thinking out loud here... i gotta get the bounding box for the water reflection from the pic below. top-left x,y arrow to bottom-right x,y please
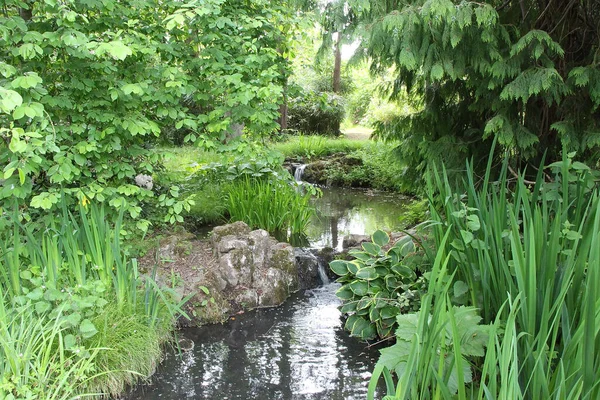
127,284 -> 380,400
307,187 -> 409,250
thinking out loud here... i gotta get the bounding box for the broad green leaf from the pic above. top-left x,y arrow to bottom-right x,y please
362,242 -> 381,256
349,280 -> 369,296
330,260 -> 349,276
460,230 -> 474,244
64,334 -> 77,350
0,89 -> 23,112
356,266 -> 379,280
79,319 -> 98,339
453,281 -> 469,297
336,285 -> 355,300
466,214 -> 480,231
372,230 -> 390,246
35,301 -> 51,314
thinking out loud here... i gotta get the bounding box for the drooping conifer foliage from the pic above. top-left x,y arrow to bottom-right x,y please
349,0 -> 599,185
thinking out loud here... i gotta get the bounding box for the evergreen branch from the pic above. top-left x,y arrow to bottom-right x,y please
495,0 -> 511,12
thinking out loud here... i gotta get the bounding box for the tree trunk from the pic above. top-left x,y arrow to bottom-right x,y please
279,82 -> 288,131
333,32 -> 342,93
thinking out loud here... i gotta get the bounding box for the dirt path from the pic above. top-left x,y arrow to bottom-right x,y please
341,126 -> 373,140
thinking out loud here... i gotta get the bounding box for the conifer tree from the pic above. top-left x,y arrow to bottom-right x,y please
347,0 -> 599,186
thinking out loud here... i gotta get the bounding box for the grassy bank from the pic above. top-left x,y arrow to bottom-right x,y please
0,204 -> 184,399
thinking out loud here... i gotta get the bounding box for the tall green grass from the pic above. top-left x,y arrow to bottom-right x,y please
227,177 -> 315,240
0,203 -> 187,399
369,149 -> 600,399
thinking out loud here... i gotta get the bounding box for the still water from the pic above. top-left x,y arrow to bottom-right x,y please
127,186 -> 408,399
307,186 -> 409,251
127,285 -> 380,399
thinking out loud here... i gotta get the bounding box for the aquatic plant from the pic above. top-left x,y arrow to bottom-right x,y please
368,150 -> 600,399
226,176 -> 315,240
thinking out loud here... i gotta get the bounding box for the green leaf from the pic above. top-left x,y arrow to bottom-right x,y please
372,230 -> 390,246
0,89 -> 23,112
64,312 -> 82,328
430,63 -> 444,80
64,334 -> 77,350
345,315 -> 376,340
107,41 -> 132,60
466,214 -> 480,231
356,267 -> 379,281
336,285 -> 355,300
391,264 -> 416,279
330,260 -> 349,276
453,280 -> 469,297
362,242 -> 382,256
349,280 -> 369,296
79,319 -> 98,339
35,301 -> 51,314
460,230 -> 474,244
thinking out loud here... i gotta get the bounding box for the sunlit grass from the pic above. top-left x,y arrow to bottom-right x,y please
272,135 -> 367,161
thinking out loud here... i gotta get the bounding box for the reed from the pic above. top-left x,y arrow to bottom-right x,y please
0,202 -> 186,398
370,149 -> 600,399
226,176 -> 315,240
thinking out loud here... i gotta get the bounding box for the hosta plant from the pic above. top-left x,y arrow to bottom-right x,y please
330,230 -> 428,340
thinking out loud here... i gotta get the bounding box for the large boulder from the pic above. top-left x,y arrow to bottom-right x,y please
294,248 -> 320,289
212,223 -> 299,308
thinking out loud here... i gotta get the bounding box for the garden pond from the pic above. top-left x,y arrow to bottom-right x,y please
127,186 -> 409,399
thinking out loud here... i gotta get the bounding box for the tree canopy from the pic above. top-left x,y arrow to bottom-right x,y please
0,0 -> 300,221
347,0 -> 599,184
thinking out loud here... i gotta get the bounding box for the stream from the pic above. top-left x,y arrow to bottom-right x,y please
127,185 -> 409,399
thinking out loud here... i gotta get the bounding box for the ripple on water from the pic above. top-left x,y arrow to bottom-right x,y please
126,283 -> 381,400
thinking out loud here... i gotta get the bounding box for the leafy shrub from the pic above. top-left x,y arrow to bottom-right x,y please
288,90 -> 345,136
330,230 -> 428,340
313,141 -> 410,192
397,198 -> 429,229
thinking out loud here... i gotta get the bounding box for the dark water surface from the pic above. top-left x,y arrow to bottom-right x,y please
307,187 -> 409,251
127,284 -> 380,399
127,187 -> 407,399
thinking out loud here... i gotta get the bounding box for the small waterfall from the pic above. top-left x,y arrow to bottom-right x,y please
317,259 -> 330,285
294,164 -> 307,182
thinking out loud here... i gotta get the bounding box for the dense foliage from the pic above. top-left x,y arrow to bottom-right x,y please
331,230 -> 427,340
0,0 -> 298,220
346,0 -> 599,188
287,90 -> 345,136
0,204 -> 185,398
368,153 -> 600,399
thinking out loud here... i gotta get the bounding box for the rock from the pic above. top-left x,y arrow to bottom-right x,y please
135,174 -> 153,190
234,288 -> 259,309
303,161 -> 329,184
342,234 -> 370,250
295,248 -> 320,289
211,221 -> 251,248
178,337 -> 194,352
212,223 -> 299,309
